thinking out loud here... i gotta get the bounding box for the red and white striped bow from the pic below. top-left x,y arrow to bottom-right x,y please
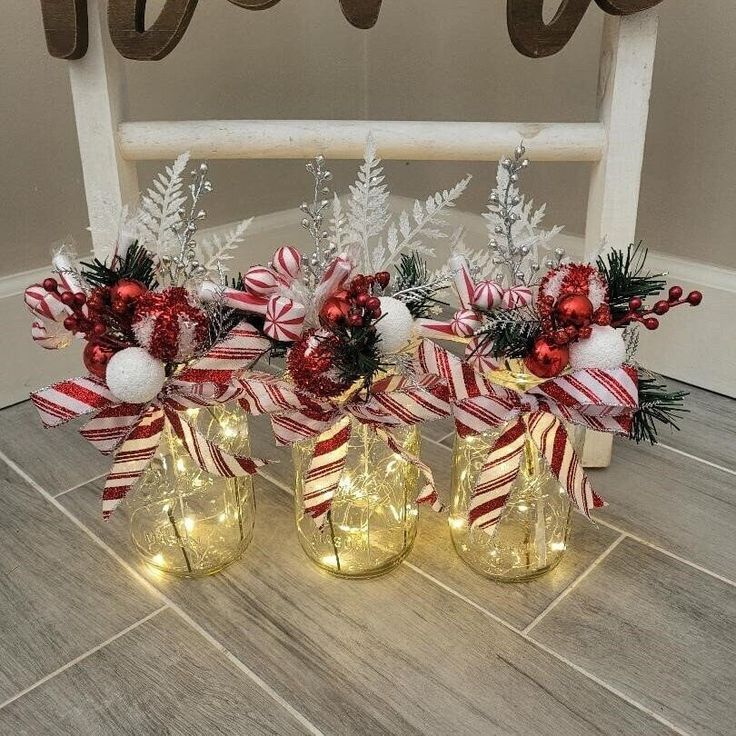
235,371 -> 452,529
31,322 -> 272,519
416,341 -> 638,534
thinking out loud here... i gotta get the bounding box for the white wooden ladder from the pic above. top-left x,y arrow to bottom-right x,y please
67,0 -> 659,467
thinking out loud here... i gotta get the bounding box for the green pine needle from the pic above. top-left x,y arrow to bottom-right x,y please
473,307 -> 541,359
80,242 -> 159,290
393,251 -> 448,319
596,243 -> 666,322
330,319 -> 386,393
630,373 -> 689,444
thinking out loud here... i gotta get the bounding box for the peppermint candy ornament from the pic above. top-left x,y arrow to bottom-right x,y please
271,245 -> 302,284
243,266 -> 279,296
450,309 -> 482,337
472,281 -> 504,311
264,297 -> 307,342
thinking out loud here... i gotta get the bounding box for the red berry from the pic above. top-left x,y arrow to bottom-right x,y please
347,313 -> 363,327
92,322 -> 107,336
687,290 -> 703,306
60,291 -> 76,306
653,300 -> 670,315
351,275 -> 367,293
375,271 -> 390,289
628,297 -> 642,311
371,307 -> 382,318
365,296 -> 381,311
355,292 -> 369,307
74,292 -> 87,306
63,316 -> 78,332
553,329 -> 569,345
43,278 -> 58,293
668,285 -> 683,302
644,317 -> 659,330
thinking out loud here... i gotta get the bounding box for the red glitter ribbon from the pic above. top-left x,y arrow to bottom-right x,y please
416,340 -> 639,534
235,371 -> 451,529
31,321 -> 272,519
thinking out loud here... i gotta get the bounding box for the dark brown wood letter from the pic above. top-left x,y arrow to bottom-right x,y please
339,0 -> 383,29
108,0 -> 199,61
594,0 -> 664,14
39,0 -> 88,60
507,0 -> 592,58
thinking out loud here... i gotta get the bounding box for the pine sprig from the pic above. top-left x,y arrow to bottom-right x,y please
597,243 -> 666,322
473,307 -> 541,358
80,243 -> 159,289
630,373 -> 689,444
331,320 -> 385,393
392,251 -> 448,319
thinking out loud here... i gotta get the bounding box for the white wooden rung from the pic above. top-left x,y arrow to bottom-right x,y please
117,120 -> 606,162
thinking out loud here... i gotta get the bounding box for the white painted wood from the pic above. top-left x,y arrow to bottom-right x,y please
67,0 -> 138,257
116,120 -> 606,162
583,9 -> 660,468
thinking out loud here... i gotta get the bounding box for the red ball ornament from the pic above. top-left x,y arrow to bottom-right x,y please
555,294 -> 594,328
524,338 -> 569,378
286,329 -> 352,398
319,294 -> 351,326
83,340 -> 116,379
132,287 -> 209,363
375,271 -> 391,289
110,279 -> 147,314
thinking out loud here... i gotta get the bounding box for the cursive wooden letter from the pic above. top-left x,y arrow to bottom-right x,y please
39,0 -> 88,59
108,0 -> 199,61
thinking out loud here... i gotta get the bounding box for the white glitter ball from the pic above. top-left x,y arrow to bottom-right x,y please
106,347 -> 166,404
569,325 -> 627,371
375,297 -> 414,354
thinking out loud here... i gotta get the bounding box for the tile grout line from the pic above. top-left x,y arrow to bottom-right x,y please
594,518 -> 736,588
0,606 -> 169,711
0,450 -> 325,736
259,470 -> 692,734
422,433 -> 736,590
404,562 -> 693,736
522,533 -> 627,635
53,471 -> 108,498
656,442 -> 736,477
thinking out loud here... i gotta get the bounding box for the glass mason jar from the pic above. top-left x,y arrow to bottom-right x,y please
449,369 -> 583,582
129,404 -> 255,578
293,418 -> 420,578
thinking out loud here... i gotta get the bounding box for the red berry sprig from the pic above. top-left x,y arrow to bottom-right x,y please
612,286 -> 702,330
42,277 -> 98,339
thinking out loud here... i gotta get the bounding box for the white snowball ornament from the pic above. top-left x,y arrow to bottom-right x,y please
569,325 -> 627,371
105,347 -> 166,404
375,297 -> 414,354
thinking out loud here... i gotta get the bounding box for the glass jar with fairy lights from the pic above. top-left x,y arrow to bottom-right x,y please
129,405 -> 255,577
417,145 -> 700,582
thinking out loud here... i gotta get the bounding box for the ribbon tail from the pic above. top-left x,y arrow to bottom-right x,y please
525,412 -> 606,517
304,415 -> 352,530
164,408 -> 270,479
375,427 -> 445,513
102,406 -> 165,520
31,376 -> 115,428
469,417 -> 526,534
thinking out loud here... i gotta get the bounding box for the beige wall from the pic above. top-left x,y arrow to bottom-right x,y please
1,1 -> 734,277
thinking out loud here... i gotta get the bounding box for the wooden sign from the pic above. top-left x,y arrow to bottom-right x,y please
39,0 -> 663,61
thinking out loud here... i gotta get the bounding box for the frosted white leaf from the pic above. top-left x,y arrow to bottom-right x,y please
197,218 -> 252,274
137,152 -> 190,256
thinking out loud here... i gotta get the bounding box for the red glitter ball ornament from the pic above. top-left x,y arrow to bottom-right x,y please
83,340 -> 116,379
524,338 -> 569,378
132,287 -> 209,363
555,294 -> 594,328
287,329 -> 352,399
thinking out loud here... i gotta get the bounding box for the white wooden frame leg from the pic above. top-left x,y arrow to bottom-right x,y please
68,0 -> 138,256
582,9 -> 659,468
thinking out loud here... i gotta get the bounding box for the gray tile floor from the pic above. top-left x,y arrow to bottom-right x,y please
0,379 -> 733,735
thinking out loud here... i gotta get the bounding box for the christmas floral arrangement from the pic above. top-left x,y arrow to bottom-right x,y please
416,145 -> 703,542
25,155 -> 279,519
